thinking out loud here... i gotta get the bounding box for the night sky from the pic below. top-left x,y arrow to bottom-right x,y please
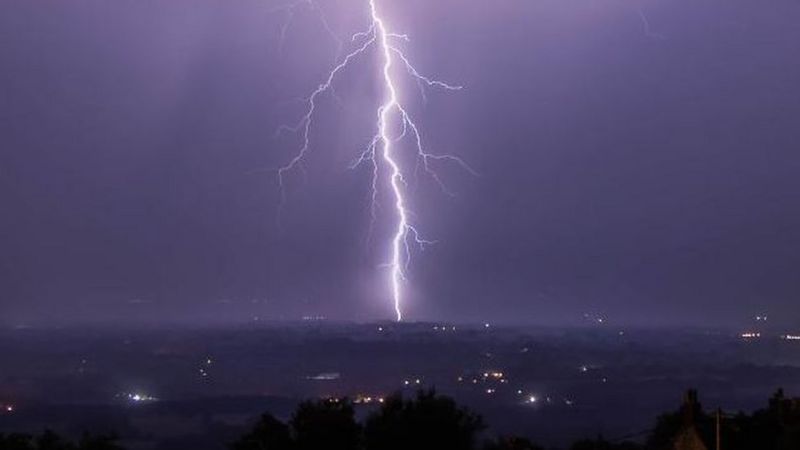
1,0 -> 799,326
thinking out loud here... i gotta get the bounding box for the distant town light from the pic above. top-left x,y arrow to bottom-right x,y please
126,393 -> 157,403
307,372 -> 340,381
354,394 -> 383,405
302,315 -> 326,321
741,332 -> 761,339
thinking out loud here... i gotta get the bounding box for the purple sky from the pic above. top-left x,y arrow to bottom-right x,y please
2,0 -> 800,326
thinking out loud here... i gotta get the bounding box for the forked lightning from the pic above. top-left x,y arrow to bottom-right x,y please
276,0 -> 474,321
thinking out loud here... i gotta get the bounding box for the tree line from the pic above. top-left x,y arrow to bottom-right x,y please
2,389 -> 799,450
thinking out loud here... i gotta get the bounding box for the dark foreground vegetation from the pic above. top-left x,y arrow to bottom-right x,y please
0,432 -> 123,450
3,389 -> 800,450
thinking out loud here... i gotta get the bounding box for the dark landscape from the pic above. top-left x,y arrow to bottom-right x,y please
2,322 -> 800,448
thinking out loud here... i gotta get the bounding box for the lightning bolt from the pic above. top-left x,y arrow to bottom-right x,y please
637,8 -> 666,41
275,0 -> 474,322
272,0 -> 342,57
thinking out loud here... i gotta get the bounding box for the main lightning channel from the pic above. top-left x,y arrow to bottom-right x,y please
370,0 -> 406,322
275,0 -> 474,322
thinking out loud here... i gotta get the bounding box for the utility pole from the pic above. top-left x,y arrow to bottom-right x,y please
716,407 -> 722,450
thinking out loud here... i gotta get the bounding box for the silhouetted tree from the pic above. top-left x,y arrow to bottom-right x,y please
570,437 -> 642,450
483,436 -> 544,450
0,432 -> 121,450
647,389 -> 712,450
290,399 -> 360,450
0,434 -> 34,450
36,431 -> 75,450
644,388 -> 800,450
75,433 -> 123,450
728,388 -> 800,450
230,413 -> 293,450
364,390 -> 485,450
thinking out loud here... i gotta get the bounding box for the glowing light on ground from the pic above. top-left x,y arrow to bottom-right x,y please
124,393 -> 158,403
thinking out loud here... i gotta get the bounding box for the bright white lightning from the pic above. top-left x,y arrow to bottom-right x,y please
275,0 -> 474,321
370,0 -> 408,322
